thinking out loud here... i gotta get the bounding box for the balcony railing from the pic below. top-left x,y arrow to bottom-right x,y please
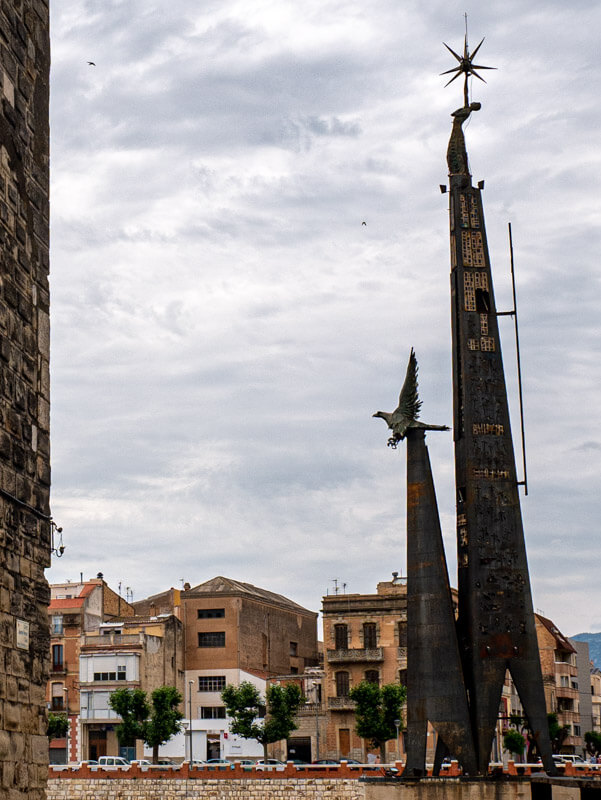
326,648 -> 383,663
81,633 -> 144,647
327,696 -> 356,711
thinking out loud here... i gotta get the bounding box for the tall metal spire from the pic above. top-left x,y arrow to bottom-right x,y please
442,32 -> 554,774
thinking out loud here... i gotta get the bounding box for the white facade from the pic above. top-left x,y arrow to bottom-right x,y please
182,668 -> 266,759
80,652 -> 140,684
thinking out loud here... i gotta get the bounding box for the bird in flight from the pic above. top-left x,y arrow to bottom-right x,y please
87,61 -> 96,66
373,349 -> 449,448
362,221 -> 367,226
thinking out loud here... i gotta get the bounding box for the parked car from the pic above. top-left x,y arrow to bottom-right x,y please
562,755 -> 585,763
97,756 -> 130,768
312,759 -> 339,765
255,759 -> 286,771
205,758 -> 235,770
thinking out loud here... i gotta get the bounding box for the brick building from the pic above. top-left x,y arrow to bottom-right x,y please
535,614 -> 583,753
134,576 -> 319,760
47,577 -> 135,763
321,574 -> 407,762
0,3 -> 51,798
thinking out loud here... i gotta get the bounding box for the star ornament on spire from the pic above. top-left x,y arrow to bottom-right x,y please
441,35 -> 496,107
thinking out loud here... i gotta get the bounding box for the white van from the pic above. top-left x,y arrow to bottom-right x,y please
97,756 -> 130,768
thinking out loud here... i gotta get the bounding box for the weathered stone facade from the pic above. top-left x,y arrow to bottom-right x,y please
0,1 -> 51,798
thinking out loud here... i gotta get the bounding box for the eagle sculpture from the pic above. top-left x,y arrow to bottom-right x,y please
373,349 -> 450,448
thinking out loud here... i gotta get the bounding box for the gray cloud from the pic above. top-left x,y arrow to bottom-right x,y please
48,0 -> 601,637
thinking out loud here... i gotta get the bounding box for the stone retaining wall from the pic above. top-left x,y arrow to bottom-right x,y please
47,777 -> 366,800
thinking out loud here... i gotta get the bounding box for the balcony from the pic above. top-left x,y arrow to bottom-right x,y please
556,686 -> 578,701
326,648 -> 383,664
327,696 -> 356,711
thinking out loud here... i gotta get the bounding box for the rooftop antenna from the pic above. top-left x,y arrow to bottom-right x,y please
332,579 -> 339,596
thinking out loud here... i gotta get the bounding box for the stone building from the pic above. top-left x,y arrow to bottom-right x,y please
47,577 -> 135,763
0,3 -> 51,799
134,576 -> 319,760
321,574 -> 407,762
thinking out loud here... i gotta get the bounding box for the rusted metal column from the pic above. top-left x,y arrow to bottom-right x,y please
446,103 -> 554,774
405,429 -> 477,776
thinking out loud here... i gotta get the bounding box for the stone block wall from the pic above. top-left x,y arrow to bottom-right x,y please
47,777 -> 367,800
0,0 -> 51,798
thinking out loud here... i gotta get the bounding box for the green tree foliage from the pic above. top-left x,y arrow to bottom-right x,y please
109,686 -> 183,763
584,731 -> 601,758
547,712 -> 570,754
47,712 -> 69,740
503,729 -> 526,760
221,681 -> 304,761
348,681 -> 406,761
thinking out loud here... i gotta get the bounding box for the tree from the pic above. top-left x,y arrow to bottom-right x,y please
547,712 -> 570,754
145,687 -> 184,763
221,680 -> 305,762
348,681 -> 406,761
503,729 -> 526,761
47,712 -> 69,740
109,686 -> 183,763
584,731 -> 601,759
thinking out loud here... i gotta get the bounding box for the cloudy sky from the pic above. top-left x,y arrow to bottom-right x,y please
47,0 -> 601,639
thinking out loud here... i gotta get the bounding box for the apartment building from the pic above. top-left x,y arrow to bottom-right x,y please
47,577 -> 134,763
535,614 -> 583,753
591,668 -> 601,733
321,574 -> 407,762
78,614 -> 183,761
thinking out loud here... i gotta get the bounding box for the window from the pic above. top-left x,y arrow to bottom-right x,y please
199,676 -> 226,692
365,670 -> 379,684
560,676 -> 569,688
289,641 -> 298,657
93,672 -> 117,681
52,644 -> 63,671
398,622 -> 407,648
198,632 -> 225,647
363,623 -> 377,649
52,615 -> 63,635
574,725 -> 581,737
334,624 -> 348,650
335,671 -> 349,697
117,666 -> 127,681
197,608 -> 225,619
200,706 -> 226,719
290,667 -> 298,675
51,696 -> 64,711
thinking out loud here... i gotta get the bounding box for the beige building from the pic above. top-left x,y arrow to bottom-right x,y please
268,668 -> 326,763
78,614 -> 183,761
321,574 -> 407,762
535,614 -> 583,754
47,577 -> 135,763
591,668 -> 601,733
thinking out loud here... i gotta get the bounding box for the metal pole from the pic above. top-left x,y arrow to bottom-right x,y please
508,222 -> 528,496
394,719 -> 400,762
188,680 -> 194,763
312,682 -> 320,761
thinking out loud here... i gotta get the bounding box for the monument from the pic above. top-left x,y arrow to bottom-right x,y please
374,31 -> 554,776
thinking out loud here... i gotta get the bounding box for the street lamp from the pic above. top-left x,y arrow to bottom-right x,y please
394,719 -> 401,762
188,680 -> 194,763
63,688 -> 69,765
